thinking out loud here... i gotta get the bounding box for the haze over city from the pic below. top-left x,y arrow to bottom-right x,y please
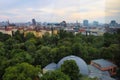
0,0 -> 120,23
0,0 -> 120,80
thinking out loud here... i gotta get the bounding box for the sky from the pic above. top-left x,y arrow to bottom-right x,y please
0,0 -> 120,23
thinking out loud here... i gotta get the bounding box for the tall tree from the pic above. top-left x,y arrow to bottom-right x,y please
0,56 -> 8,79
61,60 -> 81,80
3,63 -> 41,80
25,32 -> 35,41
72,43 -> 82,56
13,30 -> 25,42
41,70 -> 70,80
35,46 -> 51,67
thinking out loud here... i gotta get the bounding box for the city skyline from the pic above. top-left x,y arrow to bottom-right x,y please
0,0 -> 120,23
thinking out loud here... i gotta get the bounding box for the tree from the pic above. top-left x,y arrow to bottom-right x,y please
0,56 -> 9,79
92,36 -> 104,48
72,43 -> 82,56
41,70 -> 70,80
61,60 -> 81,80
58,29 -> 68,39
3,63 -> 41,80
4,38 -> 18,51
10,49 -> 34,65
103,33 -> 117,47
56,46 -> 71,61
42,32 -> 51,45
34,46 -> 51,67
49,48 -> 58,62
58,38 -> 72,47
25,32 -> 35,40
50,34 -> 59,46
0,32 -> 11,42
100,44 -> 120,63
116,29 -> 120,49
102,44 -> 120,66
87,47 -> 100,60
24,40 -> 36,54
0,42 -> 5,56
100,47 -> 113,59
13,30 -> 25,42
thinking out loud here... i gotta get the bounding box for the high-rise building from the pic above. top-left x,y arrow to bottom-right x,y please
60,21 -> 67,27
83,20 -> 89,26
110,20 -> 117,27
32,19 -> 36,26
93,21 -> 99,26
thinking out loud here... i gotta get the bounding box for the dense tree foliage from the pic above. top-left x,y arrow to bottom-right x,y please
0,29 -> 120,80
61,60 -> 81,80
3,63 -> 41,80
41,70 -> 70,80
80,76 -> 98,80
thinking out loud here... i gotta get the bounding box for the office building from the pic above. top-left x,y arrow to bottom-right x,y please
93,21 -> 99,26
110,20 -> 117,27
32,19 -> 36,26
83,20 -> 89,26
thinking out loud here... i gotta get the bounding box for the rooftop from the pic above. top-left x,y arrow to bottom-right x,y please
88,65 -> 115,80
91,59 -> 117,68
88,65 -> 110,76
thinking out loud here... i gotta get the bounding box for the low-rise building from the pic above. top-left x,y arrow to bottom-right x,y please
90,59 -> 117,76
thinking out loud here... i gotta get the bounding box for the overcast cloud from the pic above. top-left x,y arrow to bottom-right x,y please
0,0 -> 120,23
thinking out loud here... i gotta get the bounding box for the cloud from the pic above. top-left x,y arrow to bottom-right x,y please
0,0 -> 120,23
105,0 -> 120,22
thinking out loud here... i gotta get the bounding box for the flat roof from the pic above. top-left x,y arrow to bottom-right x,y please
88,65 -> 115,80
91,59 -> 117,68
88,65 -> 110,76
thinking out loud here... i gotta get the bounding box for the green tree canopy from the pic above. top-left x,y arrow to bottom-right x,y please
61,60 -> 81,80
25,32 -> 35,40
80,76 -> 98,80
3,63 -> 41,80
41,70 -> 70,80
